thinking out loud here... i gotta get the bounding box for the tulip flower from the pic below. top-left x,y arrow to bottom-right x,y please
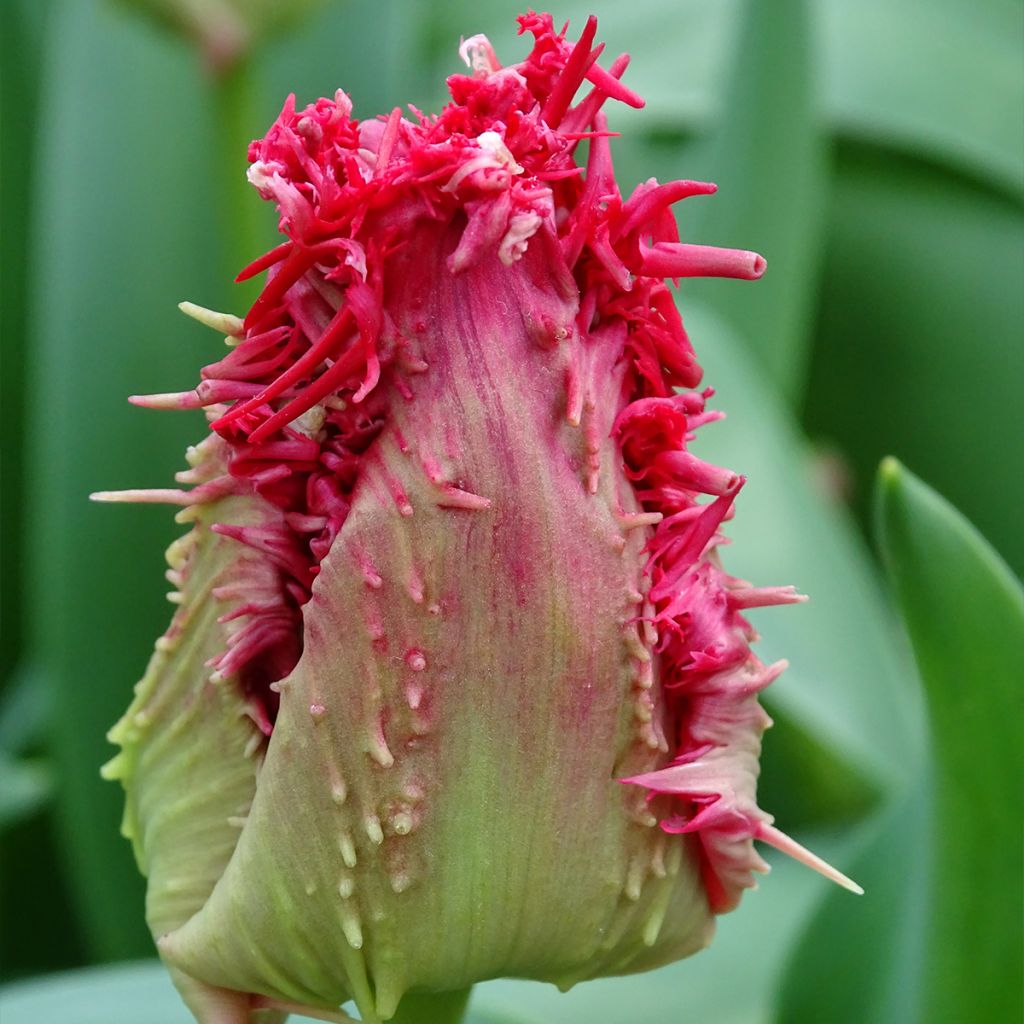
97,12 -> 860,1023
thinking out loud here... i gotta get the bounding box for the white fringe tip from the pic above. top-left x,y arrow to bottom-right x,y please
178,301 -> 244,338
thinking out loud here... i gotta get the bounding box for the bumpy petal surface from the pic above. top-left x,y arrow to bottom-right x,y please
102,13 -> 857,1023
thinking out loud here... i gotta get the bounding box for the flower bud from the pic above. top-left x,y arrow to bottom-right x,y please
99,13 -> 859,1023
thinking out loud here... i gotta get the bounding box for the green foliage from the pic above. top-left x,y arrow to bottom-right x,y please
877,461 -> 1022,1022
690,304 -> 922,785
683,0 -> 828,401
818,0 -> 1024,197
776,462 -> 1024,1023
1,0 -> 1020,1019
0,668 -> 53,829
804,145 -> 1024,575
22,0 -> 220,962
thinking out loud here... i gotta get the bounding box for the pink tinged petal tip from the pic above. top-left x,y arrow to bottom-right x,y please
756,823 -> 864,896
459,33 -> 502,77
728,585 -> 808,609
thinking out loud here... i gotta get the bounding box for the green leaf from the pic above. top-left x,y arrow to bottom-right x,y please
426,0 -> 1023,197
0,963 -> 471,1024
22,0 -> 423,962
0,662 -> 50,758
0,753 -> 53,829
682,0 -> 828,402
754,710 -> 878,831
0,0 -> 51,692
776,791 -> 933,1023
777,461 -> 1024,1023
803,144 -> 1024,578
25,0 -> 227,960
877,459 -> 1023,1023
0,963 -> 201,1024
685,303 -> 922,787
820,0 -> 1024,198
646,0 -> 1023,196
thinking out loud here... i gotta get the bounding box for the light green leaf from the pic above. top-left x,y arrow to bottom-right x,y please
777,460 -> 1024,1023
683,0 -> 828,402
820,0 -> 1024,198
685,303 -> 923,786
0,754 -> 53,829
877,459 -> 1023,1023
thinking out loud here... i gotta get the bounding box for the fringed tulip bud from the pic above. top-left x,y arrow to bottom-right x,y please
98,13 -> 860,1023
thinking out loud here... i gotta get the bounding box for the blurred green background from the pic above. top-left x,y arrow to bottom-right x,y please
1,0 -> 1021,1021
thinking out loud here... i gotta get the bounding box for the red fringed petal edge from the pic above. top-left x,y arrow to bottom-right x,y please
98,13 -> 859,909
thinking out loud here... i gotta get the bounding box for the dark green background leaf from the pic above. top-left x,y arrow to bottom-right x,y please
803,146 -> 1024,577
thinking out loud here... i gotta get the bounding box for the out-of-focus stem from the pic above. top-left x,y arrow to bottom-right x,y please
211,58 -> 264,308
389,987 -> 473,1024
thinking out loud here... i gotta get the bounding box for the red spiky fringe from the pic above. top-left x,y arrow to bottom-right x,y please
97,12 -> 861,910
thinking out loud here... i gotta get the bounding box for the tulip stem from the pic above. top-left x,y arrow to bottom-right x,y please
389,987 -> 472,1024
211,57 -> 265,307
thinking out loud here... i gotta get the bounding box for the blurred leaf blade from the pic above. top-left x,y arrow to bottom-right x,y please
821,0 -> 1024,199
686,303 -> 923,786
877,458 -> 1023,1023
109,0 -> 327,72
0,755 -> 53,830
20,0 -> 433,964
776,790 -> 933,1023
684,0 -> 828,402
1,0 -> 51,687
777,461 -> 1023,1022
0,666 -> 54,831
753,708 -> 879,832
804,144 -> 1024,577
25,0 -> 224,960
540,0 -> 1023,196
